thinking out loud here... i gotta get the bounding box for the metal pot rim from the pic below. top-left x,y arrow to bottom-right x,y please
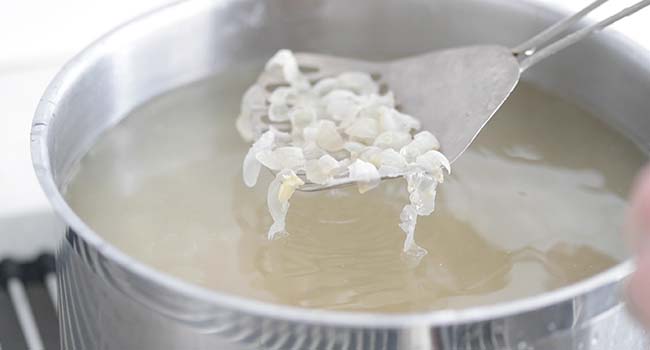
30,0 -> 643,328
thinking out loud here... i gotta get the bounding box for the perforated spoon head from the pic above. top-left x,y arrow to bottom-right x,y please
257,46 -> 520,164
244,0 -> 650,191
248,46 -> 520,191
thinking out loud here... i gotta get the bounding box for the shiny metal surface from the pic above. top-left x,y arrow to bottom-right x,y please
514,0 -> 650,70
32,0 -> 650,348
249,46 -> 519,169
7,278 -> 45,350
251,46 -> 519,193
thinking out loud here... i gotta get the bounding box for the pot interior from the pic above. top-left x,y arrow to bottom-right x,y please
37,0 -> 650,316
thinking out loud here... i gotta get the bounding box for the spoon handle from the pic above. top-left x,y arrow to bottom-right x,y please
512,0 -> 650,71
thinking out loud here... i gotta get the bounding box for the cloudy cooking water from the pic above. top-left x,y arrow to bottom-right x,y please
65,64 -> 646,312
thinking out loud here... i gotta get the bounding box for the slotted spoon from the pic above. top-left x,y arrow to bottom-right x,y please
248,0 -> 650,191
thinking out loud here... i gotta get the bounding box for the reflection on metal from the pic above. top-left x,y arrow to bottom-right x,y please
0,254 -> 59,350
8,279 -> 44,350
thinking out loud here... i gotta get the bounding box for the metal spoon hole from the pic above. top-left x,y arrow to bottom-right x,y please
299,65 -> 320,74
379,82 -> 390,95
265,82 -> 289,92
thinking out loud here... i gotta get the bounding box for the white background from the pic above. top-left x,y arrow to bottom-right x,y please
0,0 -> 649,257
0,0 -> 173,257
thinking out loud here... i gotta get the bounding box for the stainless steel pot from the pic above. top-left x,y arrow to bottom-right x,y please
31,0 -> 650,349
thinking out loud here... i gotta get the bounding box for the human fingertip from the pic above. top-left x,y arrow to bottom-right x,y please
625,165 -> 650,253
628,252 -> 650,327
